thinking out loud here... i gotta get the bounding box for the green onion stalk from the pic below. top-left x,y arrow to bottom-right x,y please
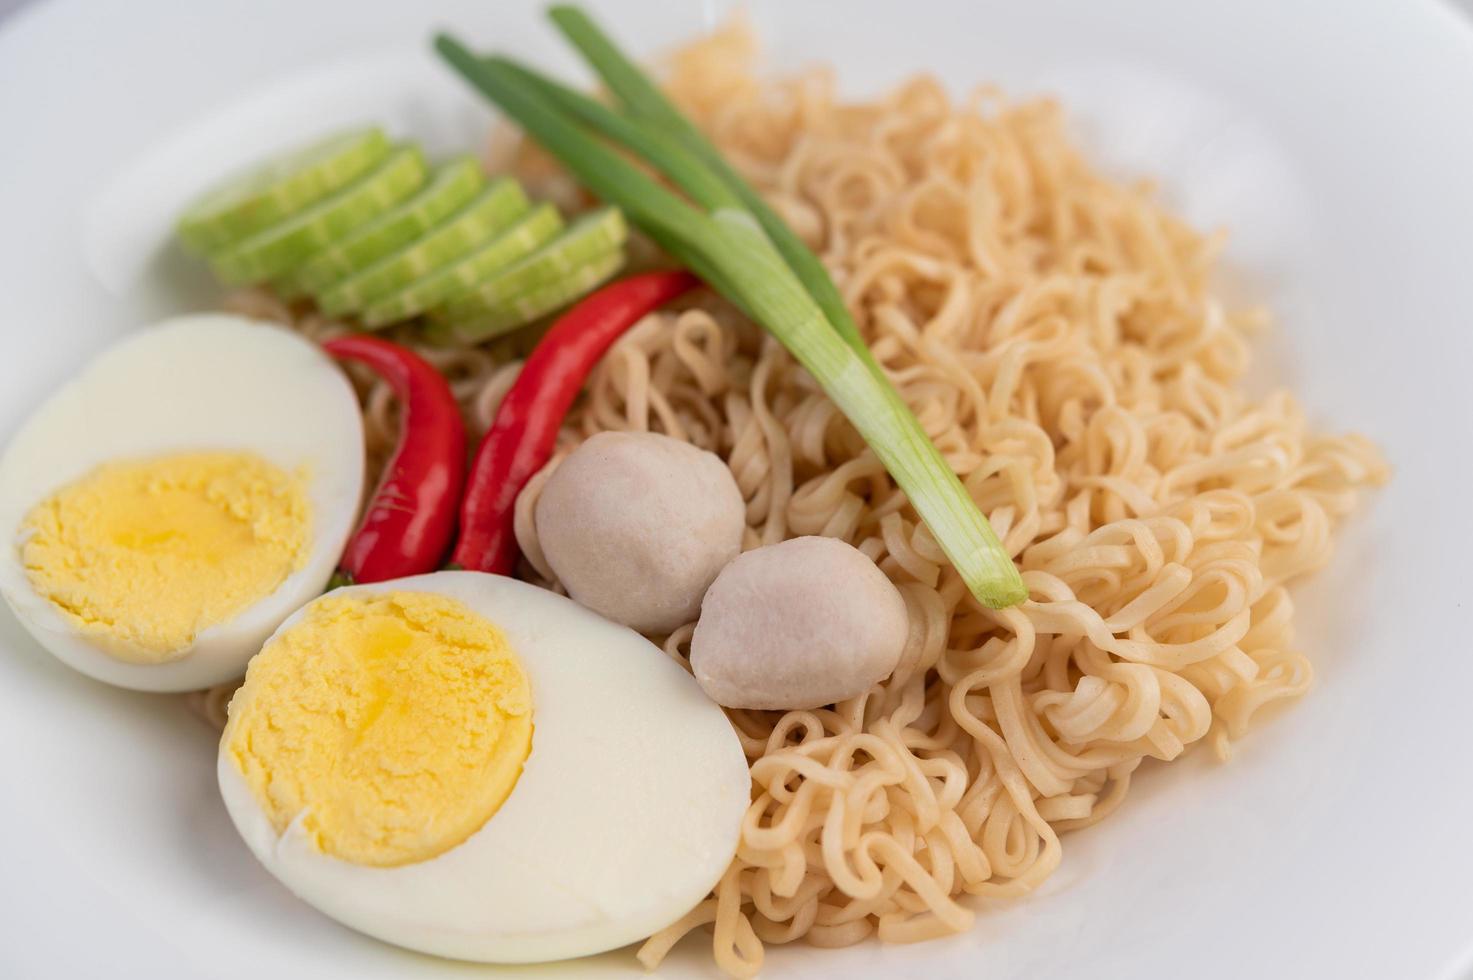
434,9 -> 1026,608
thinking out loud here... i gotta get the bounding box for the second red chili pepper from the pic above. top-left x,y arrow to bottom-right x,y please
451,269 -> 700,574
323,334 -> 466,585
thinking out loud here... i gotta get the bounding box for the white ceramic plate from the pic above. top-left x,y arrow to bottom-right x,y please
2,1 -> 1472,977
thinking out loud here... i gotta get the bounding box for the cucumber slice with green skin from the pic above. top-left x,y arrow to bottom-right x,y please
426,246 -> 626,345
212,145 -> 427,285
178,128 -> 390,253
316,177 -> 530,317
292,156 -> 485,294
437,207 -> 628,322
436,208 -> 627,320
360,203 -> 564,329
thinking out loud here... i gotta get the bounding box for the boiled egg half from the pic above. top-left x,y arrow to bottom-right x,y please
0,313 -> 364,691
218,571 -> 750,963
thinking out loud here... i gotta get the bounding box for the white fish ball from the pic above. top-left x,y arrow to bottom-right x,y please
534,432 -> 745,634
691,536 -> 908,709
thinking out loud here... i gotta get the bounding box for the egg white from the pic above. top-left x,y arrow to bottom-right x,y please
0,313 -> 364,691
218,571 -> 751,964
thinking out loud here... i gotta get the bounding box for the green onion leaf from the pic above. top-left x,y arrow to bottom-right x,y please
547,5 -> 869,357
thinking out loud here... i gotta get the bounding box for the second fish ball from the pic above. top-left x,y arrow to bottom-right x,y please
534,431 -> 745,634
690,536 -> 909,710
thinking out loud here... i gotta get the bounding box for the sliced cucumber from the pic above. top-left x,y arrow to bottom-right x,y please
316,177 -> 530,317
178,128 -> 390,253
292,156 -> 485,294
427,247 -> 626,345
360,203 -> 564,329
212,145 -> 427,285
438,207 -> 628,322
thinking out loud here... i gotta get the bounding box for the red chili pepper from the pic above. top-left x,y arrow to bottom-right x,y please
451,269 -> 700,574
322,335 -> 466,584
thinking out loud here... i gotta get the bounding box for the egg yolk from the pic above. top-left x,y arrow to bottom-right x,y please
19,451 -> 311,662
224,591 -> 533,868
